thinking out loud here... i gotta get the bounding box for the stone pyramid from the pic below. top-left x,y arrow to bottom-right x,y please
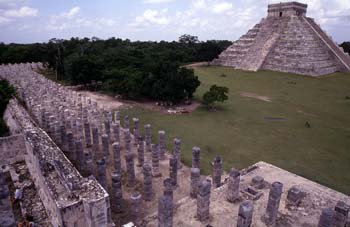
212,2 -> 350,76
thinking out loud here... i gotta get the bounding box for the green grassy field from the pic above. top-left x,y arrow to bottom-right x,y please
120,66 -> 350,194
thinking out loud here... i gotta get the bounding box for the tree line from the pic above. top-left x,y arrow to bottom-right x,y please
0,35 -> 232,103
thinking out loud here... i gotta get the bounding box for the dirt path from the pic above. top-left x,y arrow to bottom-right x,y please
240,92 -> 272,102
77,90 -> 201,114
77,91 -> 124,109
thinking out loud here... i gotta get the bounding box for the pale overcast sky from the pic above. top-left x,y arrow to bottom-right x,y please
0,0 -> 349,44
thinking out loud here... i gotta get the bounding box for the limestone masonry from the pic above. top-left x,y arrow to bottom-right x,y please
212,2 -> 350,76
0,62 -> 349,227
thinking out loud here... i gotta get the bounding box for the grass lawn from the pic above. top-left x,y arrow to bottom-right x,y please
120,66 -> 350,194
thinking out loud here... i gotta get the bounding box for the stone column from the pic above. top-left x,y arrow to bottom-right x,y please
112,142 -> 121,174
158,195 -> 173,227
190,168 -> 200,199
212,155 -> 223,188
67,131 -> 76,163
197,180 -> 212,222
84,120 -> 92,147
104,120 -> 111,138
111,172 -> 123,213
96,159 -> 107,190
130,192 -> 142,226
101,134 -> 110,158
152,144 -> 162,177
112,123 -> 120,143
125,152 -> 136,187
54,121 -> 62,147
226,168 -> 240,203
137,136 -> 145,167
158,130 -> 166,160
0,178 -> 15,227
173,138 -> 182,169
124,115 -> 129,129
145,124 -> 152,152
163,178 -> 174,200
84,150 -> 94,176
114,111 -> 120,123
143,163 -> 153,201
192,147 -> 200,168
237,200 -> 254,227
169,156 -> 178,187
264,181 -> 283,225
124,129 -> 131,152
331,201 -> 349,227
75,139 -> 84,171
60,125 -> 68,152
133,118 -> 139,145
92,126 -> 100,154
318,208 -> 333,227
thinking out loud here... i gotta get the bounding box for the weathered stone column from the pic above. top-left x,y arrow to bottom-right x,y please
60,125 -> 68,152
163,178 -> 174,200
318,207 -> 333,227
125,152 -> 136,187
169,156 -> 178,186
84,150 -> 94,176
75,139 -> 84,171
137,136 -> 145,167
101,134 -> 110,158
152,144 -> 162,177
143,163 -> 153,201
84,120 -> 92,147
226,168 -> 240,203
158,130 -> 166,160
67,131 -> 76,163
0,178 -> 16,227
96,158 -> 107,190
114,111 -> 120,123
104,120 -> 111,138
112,142 -> 121,174
173,138 -> 182,169
197,180 -> 212,222
145,124 -> 152,152
192,147 -> 200,168
264,181 -> 283,225
111,171 -> 123,213
237,200 -> 254,227
212,155 -> 223,188
124,128 -> 131,152
92,126 -> 100,154
331,201 -> 349,227
112,123 -> 120,143
190,168 -> 200,199
54,121 -> 62,146
158,195 -> 173,227
124,115 -> 129,129
130,192 -> 142,226
133,118 -> 139,145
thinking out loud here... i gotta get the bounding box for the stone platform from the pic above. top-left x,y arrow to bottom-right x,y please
144,161 -> 350,226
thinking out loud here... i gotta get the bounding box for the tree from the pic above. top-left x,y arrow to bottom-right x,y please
202,85 -> 229,108
340,42 -> 350,55
179,34 -> 199,44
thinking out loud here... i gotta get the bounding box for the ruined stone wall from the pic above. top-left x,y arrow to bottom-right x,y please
0,134 -> 26,166
3,98 -> 112,227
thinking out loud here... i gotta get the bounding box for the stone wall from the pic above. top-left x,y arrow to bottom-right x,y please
0,134 -> 26,166
3,98 -> 113,227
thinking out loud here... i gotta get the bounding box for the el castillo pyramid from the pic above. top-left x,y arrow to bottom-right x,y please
212,2 -> 350,76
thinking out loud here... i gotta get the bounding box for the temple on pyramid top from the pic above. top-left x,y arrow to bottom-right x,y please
212,1 -> 350,76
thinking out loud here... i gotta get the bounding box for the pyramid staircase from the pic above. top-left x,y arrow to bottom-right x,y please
212,3 -> 350,76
